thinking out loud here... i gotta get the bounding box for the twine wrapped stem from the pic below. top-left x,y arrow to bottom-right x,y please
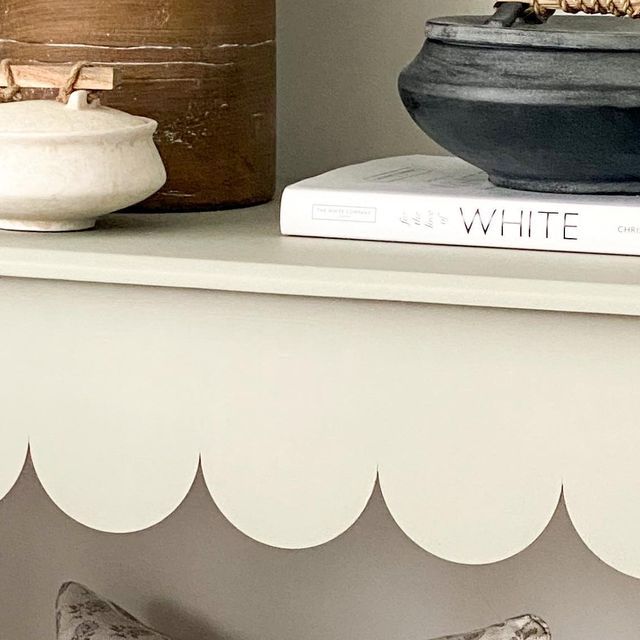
531,0 -> 640,17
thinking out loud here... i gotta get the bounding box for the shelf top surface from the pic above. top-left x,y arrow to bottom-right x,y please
0,199 -> 639,316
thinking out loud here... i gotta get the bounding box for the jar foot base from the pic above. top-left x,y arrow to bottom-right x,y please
0,218 -> 97,232
490,174 -> 640,195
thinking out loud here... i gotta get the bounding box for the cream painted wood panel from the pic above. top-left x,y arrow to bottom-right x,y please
0,203 -> 639,575
0,202 -> 639,315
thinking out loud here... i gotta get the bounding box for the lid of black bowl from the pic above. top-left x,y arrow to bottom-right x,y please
427,13 -> 640,51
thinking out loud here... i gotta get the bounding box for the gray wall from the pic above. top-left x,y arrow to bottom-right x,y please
3,461 -> 640,640
277,0 -> 486,182
4,2 -> 640,639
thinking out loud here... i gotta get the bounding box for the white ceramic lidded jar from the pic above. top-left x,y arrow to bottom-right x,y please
0,90 -> 166,232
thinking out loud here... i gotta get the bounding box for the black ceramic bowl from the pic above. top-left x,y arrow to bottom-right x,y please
399,4 -> 640,194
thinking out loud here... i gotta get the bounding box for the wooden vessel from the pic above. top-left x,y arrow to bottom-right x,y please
0,0 -> 276,212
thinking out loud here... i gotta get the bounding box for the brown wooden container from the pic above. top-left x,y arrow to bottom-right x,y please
0,0 -> 276,211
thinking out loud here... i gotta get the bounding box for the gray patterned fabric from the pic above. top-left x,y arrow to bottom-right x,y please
56,582 -> 170,640
56,582 -> 549,640
434,615 -> 551,640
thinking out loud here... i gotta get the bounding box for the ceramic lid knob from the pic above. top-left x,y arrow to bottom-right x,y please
66,90 -> 100,110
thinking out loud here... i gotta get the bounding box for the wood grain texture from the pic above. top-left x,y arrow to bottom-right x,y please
0,64 -> 114,89
0,0 -> 276,212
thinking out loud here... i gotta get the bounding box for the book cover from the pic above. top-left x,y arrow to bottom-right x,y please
280,156 -> 640,256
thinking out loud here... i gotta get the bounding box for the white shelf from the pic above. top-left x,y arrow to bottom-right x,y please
1,201 -> 640,580
0,200 -> 638,316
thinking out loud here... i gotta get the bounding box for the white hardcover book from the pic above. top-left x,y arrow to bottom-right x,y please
280,155 -> 640,256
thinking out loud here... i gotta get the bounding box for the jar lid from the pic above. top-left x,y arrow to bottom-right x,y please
427,14 -> 640,51
0,91 -> 155,137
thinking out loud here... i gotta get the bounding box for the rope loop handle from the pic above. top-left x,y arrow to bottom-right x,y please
56,61 -> 99,104
0,59 -> 22,102
1,60 -> 101,104
532,0 -> 640,17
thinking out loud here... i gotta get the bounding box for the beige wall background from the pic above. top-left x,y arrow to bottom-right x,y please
277,0 -> 486,182
4,2 -> 640,640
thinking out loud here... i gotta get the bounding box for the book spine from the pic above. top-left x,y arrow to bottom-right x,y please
280,186 -> 640,256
